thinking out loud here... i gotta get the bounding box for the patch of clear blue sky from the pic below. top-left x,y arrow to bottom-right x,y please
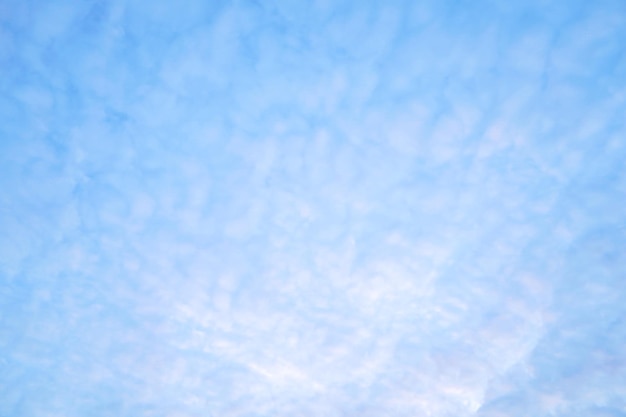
1,0 -> 626,415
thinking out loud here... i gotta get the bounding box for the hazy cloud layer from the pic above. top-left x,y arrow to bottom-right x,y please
1,0 -> 626,416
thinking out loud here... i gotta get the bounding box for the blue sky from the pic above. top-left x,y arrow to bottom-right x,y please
1,0 -> 626,416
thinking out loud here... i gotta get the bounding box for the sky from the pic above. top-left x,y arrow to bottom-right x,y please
1,0 -> 626,416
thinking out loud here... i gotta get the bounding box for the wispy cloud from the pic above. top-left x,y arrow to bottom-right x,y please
1,0 -> 626,416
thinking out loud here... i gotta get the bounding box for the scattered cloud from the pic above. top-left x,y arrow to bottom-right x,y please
1,0 -> 626,416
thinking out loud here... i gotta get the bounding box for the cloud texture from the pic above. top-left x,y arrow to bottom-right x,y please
1,0 -> 626,416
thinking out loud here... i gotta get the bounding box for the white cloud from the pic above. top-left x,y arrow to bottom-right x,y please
1,0 -> 626,416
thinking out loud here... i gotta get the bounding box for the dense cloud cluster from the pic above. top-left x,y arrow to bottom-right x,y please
1,0 -> 626,416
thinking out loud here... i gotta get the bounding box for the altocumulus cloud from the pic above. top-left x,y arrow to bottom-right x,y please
1,0 -> 626,416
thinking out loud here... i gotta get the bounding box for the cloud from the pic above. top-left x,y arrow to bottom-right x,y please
1,0 -> 626,416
